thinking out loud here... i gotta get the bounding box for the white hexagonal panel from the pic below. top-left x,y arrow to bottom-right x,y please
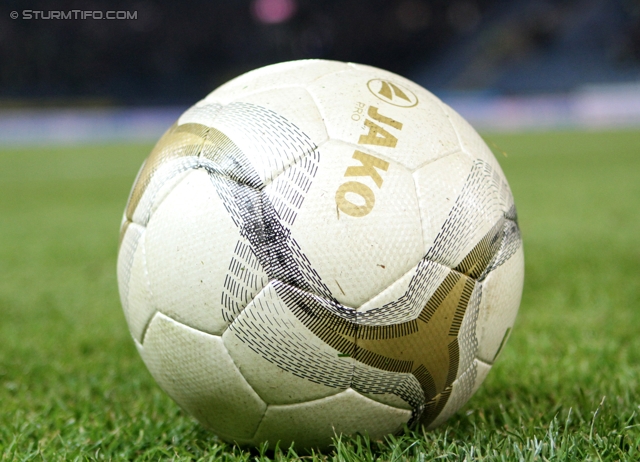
188,98 -> 325,187
413,151 -> 474,257
441,102 -> 506,178
223,282 -> 351,405
203,60 -> 350,105
414,153 -> 506,271
306,66 -> 460,171
251,388 -> 411,450
224,86 -> 329,147
289,139 -> 424,307
472,358 -> 492,396
122,229 -> 155,343
476,246 -> 524,364
145,168 -> 260,335
139,312 -> 267,441
117,221 -> 144,322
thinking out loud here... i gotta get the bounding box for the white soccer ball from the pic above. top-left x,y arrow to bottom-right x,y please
117,60 -> 524,450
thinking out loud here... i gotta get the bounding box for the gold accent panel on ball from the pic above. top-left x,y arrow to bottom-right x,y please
124,123 -> 208,222
283,219 -> 504,426
285,271 -> 474,426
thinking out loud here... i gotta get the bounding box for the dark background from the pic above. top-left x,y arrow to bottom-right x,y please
1,0 -> 639,105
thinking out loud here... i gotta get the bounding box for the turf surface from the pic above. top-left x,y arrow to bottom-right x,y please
1,130 -> 639,460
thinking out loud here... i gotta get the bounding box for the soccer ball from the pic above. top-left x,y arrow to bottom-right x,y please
117,60 -> 524,449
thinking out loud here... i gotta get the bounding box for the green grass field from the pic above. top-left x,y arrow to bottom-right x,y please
1,130 -> 639,460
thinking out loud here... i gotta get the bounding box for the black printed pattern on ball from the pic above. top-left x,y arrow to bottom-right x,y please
165,102 -> 522,426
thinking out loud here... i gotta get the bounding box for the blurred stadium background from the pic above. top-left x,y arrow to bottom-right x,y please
1,0 -> 640,144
